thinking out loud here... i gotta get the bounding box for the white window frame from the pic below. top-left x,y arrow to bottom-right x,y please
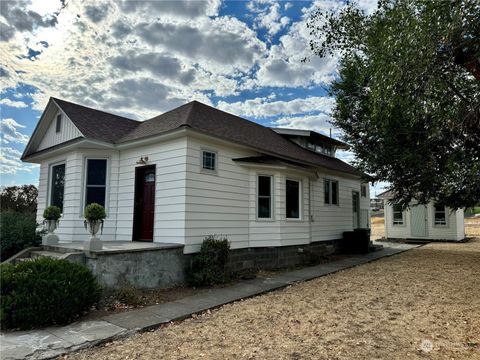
324,178 -> 339,206
48,160 -> 66,215
200,149 -> 218,174
82,157 -> 110,216
55,114 -> 62,133
392,204 -> 404,226
361,184 -> 367,198
286,178 -> 302,220
433,204 -> 448,227
256,174 -> 274,221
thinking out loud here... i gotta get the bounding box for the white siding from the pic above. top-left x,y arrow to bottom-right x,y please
184,137 -> 256,253
37,111 -> 82,151
311,173 -> 365,241
115,137 -> 188,244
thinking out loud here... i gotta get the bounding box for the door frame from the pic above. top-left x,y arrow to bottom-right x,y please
132,165 -> 156,242
352,191 -> 360,229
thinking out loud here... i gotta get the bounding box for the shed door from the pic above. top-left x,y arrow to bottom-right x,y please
411,205 -> 427,237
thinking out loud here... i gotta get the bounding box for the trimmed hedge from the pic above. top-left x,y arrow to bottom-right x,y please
0,211 -> 42,261
1,258 -> 101,329
187,235 -> 230,286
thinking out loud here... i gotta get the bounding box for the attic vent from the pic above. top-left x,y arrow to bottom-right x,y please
56,114 -> 62,133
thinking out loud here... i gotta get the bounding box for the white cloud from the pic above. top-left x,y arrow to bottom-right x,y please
0,146 -> 37,174
0,98 -> 29,108
218,96 -> 335,119
249,1 -> 290,37
273,113 -> 333,135
0,118 -> 30,144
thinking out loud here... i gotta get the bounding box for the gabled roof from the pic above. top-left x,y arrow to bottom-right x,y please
26,98 -> 363,177
52,98 -> 139,143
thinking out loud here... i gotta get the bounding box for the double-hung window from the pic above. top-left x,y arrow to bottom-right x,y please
434,204 -> 447,226
286,179 -> 301,219
392,204 -> 404,225
50,163 -> 65,213
202,150 -> 216,172
324,179 -> 339,205
257,175 -> 272,219
85,159 -> 107,208
361,184 -> 367,197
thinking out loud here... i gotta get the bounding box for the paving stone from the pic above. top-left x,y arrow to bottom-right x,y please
102,308 -> 170,330
0,329 -> 72,360
47,320 -> 126,346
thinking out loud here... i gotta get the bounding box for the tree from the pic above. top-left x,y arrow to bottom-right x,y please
0,185 -> 38,214
307,0 -> 480,208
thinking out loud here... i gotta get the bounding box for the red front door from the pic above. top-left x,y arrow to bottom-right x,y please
133,166 -> 155,242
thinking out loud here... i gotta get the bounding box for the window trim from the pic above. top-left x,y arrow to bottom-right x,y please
285,178 -> 302,220
433,204 -> 448,227
200,149 -> 218,174
55,114 -> 62,133
324,178 -> 339,206
48,160 -> 66,215
256,174 -> 274,221
81,157 -> 110,216
361,184 -> 367,198
392,204 -> 405,226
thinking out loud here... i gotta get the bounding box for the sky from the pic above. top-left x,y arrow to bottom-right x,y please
0,0 -> 387,196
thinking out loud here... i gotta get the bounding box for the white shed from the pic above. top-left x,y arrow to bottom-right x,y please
378,190 -> 465,241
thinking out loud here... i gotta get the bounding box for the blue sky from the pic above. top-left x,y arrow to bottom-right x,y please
0,0 -> 387,196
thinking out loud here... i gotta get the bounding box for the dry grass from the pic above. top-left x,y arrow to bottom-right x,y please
67,221 -> 480,360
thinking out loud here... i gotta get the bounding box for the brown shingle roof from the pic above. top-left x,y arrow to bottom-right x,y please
51,98 -> 361,176
52,98 -> 140,143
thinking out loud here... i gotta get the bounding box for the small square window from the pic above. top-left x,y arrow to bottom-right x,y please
55,114 -> 62,133
202,151 -> 216,171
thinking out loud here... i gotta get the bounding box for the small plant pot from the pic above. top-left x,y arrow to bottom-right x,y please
42,219 -> 59,245
44,219 -> 58,234
84,220 -> 104,251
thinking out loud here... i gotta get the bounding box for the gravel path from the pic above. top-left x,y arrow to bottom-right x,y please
66,236 -> 480,360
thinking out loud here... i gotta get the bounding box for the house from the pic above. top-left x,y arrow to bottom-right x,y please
21,98 -> 370,265
378,190 -> 465,241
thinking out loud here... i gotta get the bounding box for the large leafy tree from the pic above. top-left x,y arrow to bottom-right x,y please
0,185 -> 38,214
307,0 -> 480,208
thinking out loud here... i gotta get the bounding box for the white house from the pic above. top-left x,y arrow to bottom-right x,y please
379,190 -> 465,241
22,98 -> 371,254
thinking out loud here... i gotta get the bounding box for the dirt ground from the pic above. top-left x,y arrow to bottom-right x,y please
66,217 -> 480,360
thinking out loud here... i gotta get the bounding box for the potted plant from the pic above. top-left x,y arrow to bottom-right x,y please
42,205 -> 61,245
83,203 -> 106,251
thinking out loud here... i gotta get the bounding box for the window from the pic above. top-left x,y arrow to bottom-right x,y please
85,159 -> 107,207
324,179 -> 339,205
55,114 -> 62,133
434,204 -> 447,225
361,184 -> 367,197
202,150 -> 216,171
392,204 -> 404,225
286,179 -> 300,219
258,175 -> 272,219
50,163 -> 65,213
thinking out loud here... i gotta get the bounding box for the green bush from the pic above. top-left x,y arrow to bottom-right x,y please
0,258 -> 101,330
42,205 -> 61,220
187,235 -> 230,287
84,203 -> 106,221
0,211 -> 42,261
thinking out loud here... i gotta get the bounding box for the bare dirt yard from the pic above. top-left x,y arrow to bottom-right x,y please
67,218 -> 480,360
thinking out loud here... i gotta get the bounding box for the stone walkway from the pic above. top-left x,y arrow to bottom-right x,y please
0,242 -> 419,360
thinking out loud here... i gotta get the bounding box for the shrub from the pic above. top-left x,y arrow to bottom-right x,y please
84,203 -> 106,221
0,258 -> 101,330
0,211 -> 42,261
42,205 -> 61,220
187,235 -> 230,287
